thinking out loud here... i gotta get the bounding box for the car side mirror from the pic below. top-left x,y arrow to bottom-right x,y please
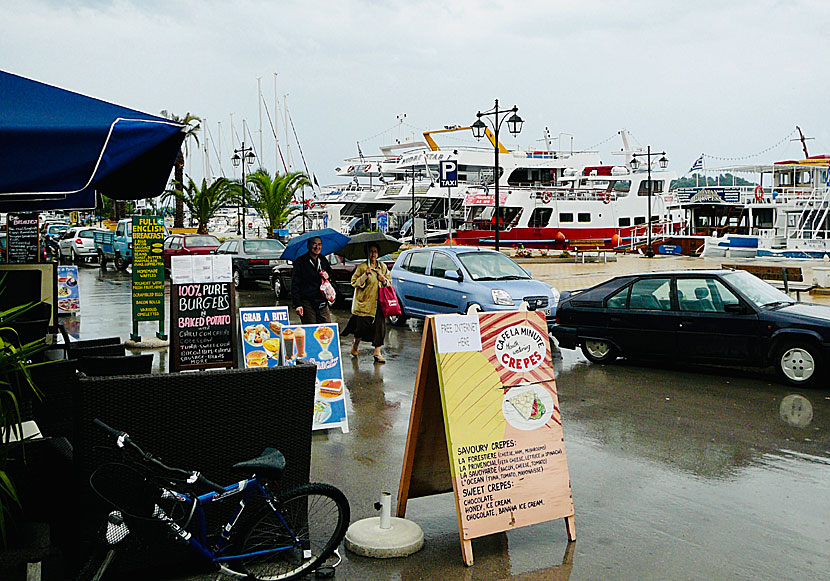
445,270 -> 462,282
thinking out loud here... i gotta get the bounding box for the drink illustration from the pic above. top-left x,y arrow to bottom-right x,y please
294,327 -> 307,358
313,326 -> 335,360
282,328 -> 295,361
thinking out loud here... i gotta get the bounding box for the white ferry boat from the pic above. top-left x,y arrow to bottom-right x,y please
454,131 -> 683,251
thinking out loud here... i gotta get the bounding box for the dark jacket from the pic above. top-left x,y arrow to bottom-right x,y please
291,252 -> 334,307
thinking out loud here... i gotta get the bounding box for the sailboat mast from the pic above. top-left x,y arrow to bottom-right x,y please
257,77 -> 264,171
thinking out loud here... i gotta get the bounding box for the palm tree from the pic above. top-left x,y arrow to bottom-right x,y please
245,169 -> 311,237
160,111 -> 201,228
163,177 -> 236,234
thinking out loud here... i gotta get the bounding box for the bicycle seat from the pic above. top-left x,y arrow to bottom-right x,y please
232,448 -> 286,480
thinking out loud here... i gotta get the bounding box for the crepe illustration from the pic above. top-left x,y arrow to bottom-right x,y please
507,390 -> 546,421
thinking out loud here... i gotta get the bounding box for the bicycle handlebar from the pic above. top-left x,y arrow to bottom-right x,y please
92,418 -> 225,494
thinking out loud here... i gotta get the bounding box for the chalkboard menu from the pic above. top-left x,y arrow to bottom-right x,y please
7,213 -> 41,263
170,282 -> 237,372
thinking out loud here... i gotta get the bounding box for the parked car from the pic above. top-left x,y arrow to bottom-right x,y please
215,238 -> 287,289
58,226 -> 105,263
389,246 -> 560,327
41,223 -> 70,260
270,253 -> 396,306
162,234 -> 221,272
550,269 -> 830,386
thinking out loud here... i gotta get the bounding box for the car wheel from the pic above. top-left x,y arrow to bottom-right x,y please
233,268 -> 245,290
581,339 -> 617,364
70,248 -> 80,264
114,252 -> 127,271
776,340 -> 819,386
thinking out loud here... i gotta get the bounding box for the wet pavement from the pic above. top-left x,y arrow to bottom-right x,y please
63,257 -> 830,579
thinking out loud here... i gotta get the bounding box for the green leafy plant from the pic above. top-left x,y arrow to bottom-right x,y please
163,176 -> 236,235
0,299 -> 47,543
245,169 -> 311,237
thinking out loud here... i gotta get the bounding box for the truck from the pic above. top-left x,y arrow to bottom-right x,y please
94,218 -> 133,271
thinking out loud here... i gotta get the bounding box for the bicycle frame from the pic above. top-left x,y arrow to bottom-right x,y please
150,475 -> 305,577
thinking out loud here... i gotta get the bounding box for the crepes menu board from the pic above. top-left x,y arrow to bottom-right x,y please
283,323 -> 349,433
57,265 -> 80,314
170,282 -> 237,371
434,310 -> 573,540
131,216 -> 165,321
6,213 -> 40,263
239,306 -> 290,368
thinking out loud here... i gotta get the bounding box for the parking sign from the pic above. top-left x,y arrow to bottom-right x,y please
439,160 -> 458,187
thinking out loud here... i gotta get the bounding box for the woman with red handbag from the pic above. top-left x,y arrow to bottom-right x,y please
342,242 -> 390,363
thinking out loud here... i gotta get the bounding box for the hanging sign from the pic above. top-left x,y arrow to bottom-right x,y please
283,322 -> 349,433
239,306 -> 290,368
57,265 -> 80,314
6,212 -> 41,263
397,309 -> 574,566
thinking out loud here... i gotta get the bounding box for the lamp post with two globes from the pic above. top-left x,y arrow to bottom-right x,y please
232,143 -> 256,239
629,146 -> 668,258
471,100 -> 523,252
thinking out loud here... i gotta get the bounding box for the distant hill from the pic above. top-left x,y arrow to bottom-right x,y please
670,173 -> 756,189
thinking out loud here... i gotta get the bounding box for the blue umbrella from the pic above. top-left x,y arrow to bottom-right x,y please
0,70 -> 185,201
280,228 -> 350,261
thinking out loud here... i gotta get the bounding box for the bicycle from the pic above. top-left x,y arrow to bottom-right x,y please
78,419 -> 350,580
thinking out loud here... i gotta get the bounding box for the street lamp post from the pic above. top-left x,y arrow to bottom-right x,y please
629,146 -> 668,258
471,99 -> 523,252
232,142 -> 256,239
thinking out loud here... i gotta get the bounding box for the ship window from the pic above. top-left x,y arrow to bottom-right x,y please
618,217 -> 631,227
559,213 -> 574,223
637,180 -> 664,195
578,213 -> 590,223
501,207 -> 521,226
798,170 -> 812,185
634,216 -> 646,225
528,208 -> 552,227
611,180 -> 631,193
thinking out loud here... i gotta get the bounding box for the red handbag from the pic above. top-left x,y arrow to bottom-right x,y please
379,285 -> 401,317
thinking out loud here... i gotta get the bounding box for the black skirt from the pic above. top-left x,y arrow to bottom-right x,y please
342,307 -> 386,347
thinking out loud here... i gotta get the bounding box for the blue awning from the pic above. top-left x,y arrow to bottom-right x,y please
0,70 -> 185,203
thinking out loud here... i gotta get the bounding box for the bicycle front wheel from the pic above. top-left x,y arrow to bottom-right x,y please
234,483 -> 350,581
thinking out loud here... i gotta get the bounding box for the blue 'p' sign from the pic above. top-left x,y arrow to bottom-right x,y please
439,160 -> 458,188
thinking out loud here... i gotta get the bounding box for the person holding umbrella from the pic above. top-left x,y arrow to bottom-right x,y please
342,242 -> 391,363
290,236 -> 336,324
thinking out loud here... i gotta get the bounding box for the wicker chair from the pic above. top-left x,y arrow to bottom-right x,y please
76,353 -> 154,377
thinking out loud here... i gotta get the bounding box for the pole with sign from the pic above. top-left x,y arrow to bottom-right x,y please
439,160 -> 458,246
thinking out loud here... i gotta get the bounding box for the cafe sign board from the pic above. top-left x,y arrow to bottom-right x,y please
131,216 -> 165,322
397,309 -> 574,566
170,255 -> 237,372
6,212 -> 40,263
239,306 -> 290,368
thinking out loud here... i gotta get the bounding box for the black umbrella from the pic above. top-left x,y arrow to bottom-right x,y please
338,232 -> 402,260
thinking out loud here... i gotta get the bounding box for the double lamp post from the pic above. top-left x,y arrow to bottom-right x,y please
471,99 -> 523,252
629,146 -> 668,258
232,142 -> 256,239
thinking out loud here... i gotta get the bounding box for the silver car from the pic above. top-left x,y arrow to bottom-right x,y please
59,227 -> 105,263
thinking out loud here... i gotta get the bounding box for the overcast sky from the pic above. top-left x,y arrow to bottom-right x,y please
3,0 -> 830,188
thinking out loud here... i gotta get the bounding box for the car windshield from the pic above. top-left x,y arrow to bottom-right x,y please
456,252 -> 531,281
722,270 -> 795,308
50,225 -> 69,234
186,235 -> 220,247
244,239 -> 285,253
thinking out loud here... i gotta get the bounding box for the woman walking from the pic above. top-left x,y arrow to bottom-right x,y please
343,243 -> 390,363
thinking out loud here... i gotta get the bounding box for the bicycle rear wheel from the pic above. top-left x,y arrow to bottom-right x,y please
232,483 -> 349,580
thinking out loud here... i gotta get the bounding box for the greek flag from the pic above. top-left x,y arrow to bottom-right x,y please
689,154 -> 704,172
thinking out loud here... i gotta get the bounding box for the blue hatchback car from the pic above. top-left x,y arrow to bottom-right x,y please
389,247 -> 559,328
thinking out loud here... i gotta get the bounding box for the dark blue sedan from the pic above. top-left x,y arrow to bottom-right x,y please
550,269 -> 830,386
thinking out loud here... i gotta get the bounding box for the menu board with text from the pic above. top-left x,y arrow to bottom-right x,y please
283,323 -> 348,433
131,216 -> 166,322
170,281 -> 237,371
6,213 -> 40,263
239,306 -> 290,368
434,310 -> 573,541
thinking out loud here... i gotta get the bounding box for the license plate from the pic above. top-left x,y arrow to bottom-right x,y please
269,259 -> 281,265
543,309 -> 551,316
